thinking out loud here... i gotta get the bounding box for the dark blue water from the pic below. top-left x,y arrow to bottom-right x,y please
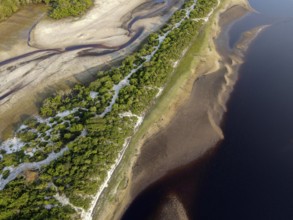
122,0 -> 293,219
197,0 -> 293,219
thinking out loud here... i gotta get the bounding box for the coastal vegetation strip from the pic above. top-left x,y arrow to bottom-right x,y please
0,0 -> 218,219
94,0 -> 229,218
0,0 -> 93,21
0,0 -> 42,21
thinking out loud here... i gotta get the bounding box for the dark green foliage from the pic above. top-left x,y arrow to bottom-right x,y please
0,177 -> 75,220
17,131 -> 38,142
45,0 -> 93,19
2,170 -> 10,179
190,0 -> 218,18
0,0 -> 93,22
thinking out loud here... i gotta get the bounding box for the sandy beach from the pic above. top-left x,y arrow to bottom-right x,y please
90,0 -> 263,219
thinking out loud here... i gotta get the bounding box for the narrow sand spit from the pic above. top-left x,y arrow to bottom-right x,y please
0,0 -> 183,138
90,0 -> 262,219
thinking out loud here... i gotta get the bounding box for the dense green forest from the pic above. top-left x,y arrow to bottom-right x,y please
45,0 -> 93,19
0,0 -> 93,21
0,0 -> 43,21
0,0 -> 218,219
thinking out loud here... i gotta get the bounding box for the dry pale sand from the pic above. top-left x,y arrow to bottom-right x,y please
31,0 -> 161,48
91,0 -> 259,219
0,0 -> 183,139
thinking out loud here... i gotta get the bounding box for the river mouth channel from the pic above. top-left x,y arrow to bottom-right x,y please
122,0 -> 293,219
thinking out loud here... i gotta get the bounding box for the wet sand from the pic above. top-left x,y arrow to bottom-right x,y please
122,149 -> 215,220
0,5 -> 46,61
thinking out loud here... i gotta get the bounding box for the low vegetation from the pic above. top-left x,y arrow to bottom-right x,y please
0,0 -> 93,21
0,0 -> 218,219
0,0 -> 42,21
45,0 -> 93,19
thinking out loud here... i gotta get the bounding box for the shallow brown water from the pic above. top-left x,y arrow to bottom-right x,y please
0,5 -> 46,55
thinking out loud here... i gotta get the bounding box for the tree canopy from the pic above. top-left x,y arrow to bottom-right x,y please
0,0 -> 93,21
